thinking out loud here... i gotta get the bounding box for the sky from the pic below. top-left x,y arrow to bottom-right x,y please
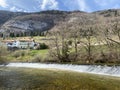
0,0 -> 120,12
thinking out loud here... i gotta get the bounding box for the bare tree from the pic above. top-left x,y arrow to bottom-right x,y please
48,24 -> 71,62
79,27 -> 94,63
98,19 -> 120,62
68,23 -> 81,61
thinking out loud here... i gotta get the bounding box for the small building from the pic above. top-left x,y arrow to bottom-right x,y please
1,38 -> 36,49
13,39 -> 35,49
1,40 -> 15,47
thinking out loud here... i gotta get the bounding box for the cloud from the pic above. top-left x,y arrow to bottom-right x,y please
10,6 -> 18,11
62,0 -> 91,12
77,0 -> 91,11
38,0 -> 59,10
1,0 -> 120,13
10,6 -> 27,12
0,0 -> 8,8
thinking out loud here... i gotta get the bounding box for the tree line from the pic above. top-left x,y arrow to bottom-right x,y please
0,31 -> 46,39
47,21 -> 120,64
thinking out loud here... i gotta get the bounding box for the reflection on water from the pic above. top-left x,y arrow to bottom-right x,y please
0,68 -> 50,90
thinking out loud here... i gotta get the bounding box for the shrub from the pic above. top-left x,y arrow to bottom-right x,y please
43,54 -> 58,62
31,53 -> 58,63
68,40 -> 72,45
0,46 -> 8,64
31,55 -> 42,62
36,43 -> 49,50
12,50 -> 27,58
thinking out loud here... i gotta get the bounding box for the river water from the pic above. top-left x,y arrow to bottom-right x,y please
5,63 -> 120,77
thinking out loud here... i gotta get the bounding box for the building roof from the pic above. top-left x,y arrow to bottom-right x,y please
18,39 -> 34,42
1,38 -> 34,43
1,40 -> 15,43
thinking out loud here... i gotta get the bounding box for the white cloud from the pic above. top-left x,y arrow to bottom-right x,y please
38,0 -> 59,10
10,6 -> 17,11
0,0 -> 8,8
77,0 -> 90,11
10,6 -> 25,12
63,0 -> 91,12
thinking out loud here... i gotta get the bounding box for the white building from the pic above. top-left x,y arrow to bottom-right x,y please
2,39 -> 35,49
12,39 -> 35,49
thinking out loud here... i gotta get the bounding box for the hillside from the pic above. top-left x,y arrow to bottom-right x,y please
93,9 -> 120,17
0,9 -> 120,36
0,10 -> 28,26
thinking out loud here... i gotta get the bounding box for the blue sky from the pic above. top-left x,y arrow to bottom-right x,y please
0,0 -> 120,12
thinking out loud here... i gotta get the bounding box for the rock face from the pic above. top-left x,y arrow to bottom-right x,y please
0,10 -> 27,26
0,10 -> 69,35
1,18 -> 54,32
0,9 -> 120,36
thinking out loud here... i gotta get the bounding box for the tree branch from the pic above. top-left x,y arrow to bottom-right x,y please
107,38 -> 120,45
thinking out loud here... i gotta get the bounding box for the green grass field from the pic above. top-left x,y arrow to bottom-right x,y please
0,67 -> 120,90
6,49 -> 49,62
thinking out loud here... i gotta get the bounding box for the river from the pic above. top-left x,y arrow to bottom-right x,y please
4,63 -> 120,77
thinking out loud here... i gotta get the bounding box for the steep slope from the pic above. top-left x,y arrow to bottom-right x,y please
0,10 -> 69,34
93,9 -> 120,26
0,10 -> 101,35
0,10 -> 27,26
93,9 -> 120,17
0,9 -> 120,36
